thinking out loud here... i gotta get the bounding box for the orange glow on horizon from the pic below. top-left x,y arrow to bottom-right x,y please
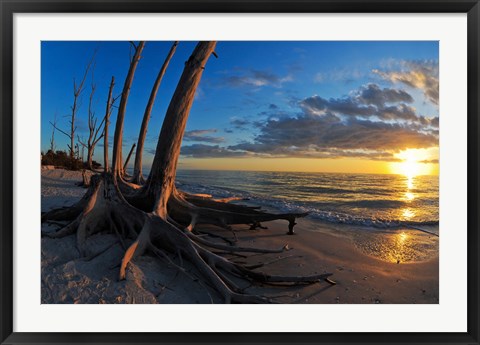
177,154 -> 439,175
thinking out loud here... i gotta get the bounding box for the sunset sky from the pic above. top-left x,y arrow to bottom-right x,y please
41,41 -> 439,175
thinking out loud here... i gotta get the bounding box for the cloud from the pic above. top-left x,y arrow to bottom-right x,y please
419,158 -> 439,164
314,68 -> 365,84
229,114 -> 437,157
224,69 -> 292,88
181,144 -> 250,158
183,129 -> 224,144
300,84 -> 420,122
181,111 -> 437,160
178,82 -> 438,161
373,60 -> 439,105
230,117 -> 251,130
301,95 -> 377,117
357,83 -> 413,106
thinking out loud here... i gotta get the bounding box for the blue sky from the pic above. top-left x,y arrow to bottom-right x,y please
41,41 -> 439,174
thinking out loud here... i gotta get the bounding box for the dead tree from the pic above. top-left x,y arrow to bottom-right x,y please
131,41 -> 179,184
69,56 -> 95,159
103,76 -> 116,173
112,41 -> 146,178
123,143 -> 136,173
49,113 -> 57,153
42,41 -> 332,304
51,56 -> 94,164
78,77 -> 106,170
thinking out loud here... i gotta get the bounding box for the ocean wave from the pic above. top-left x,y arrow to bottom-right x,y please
175,180 -> 439,230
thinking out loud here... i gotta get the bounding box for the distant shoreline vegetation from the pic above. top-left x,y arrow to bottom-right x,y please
41,150 -> 101,170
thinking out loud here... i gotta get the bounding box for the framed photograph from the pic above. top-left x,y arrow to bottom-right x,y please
1,1 -> 479,344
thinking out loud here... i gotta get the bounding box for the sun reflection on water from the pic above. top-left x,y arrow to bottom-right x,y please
402,208 -> 415,220
404,191 -> 415,201
406,175 -> 414,190
354,230 -> 438,264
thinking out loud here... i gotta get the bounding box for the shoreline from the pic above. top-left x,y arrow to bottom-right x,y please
41,168 -> 439,304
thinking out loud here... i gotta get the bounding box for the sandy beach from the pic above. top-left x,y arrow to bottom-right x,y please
41,169 -> 439,304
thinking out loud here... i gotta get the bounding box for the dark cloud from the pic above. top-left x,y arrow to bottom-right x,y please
179,112 -> 437,160
269,103 -> 278,110
300,84 -> 421,122
229,114 -> 437,156
373,60 -> 439,105
181,144 -> 250,158
419,159 -> 439,164
380,104 -> 418,121
230,117 -> 251,130
357,84 -> 413,107
429,117 -> 439,127
301,96 -> 377,117
183,129 -> 224,144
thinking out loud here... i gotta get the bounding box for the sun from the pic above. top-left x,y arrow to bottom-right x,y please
389,148 -> 437,177
397,151 -> 421,178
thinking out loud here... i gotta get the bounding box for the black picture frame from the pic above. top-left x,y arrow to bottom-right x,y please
1,1 -> 479,344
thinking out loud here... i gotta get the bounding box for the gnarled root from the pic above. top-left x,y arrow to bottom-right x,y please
168,193 -> 307,235
42,174 -> 102,223
118,215 -> 332,303
75,169 -> 91,188
130,173 -> 146,186
44,175 -> 330,303
42,173 -> 146,256
179,190 -> 263,214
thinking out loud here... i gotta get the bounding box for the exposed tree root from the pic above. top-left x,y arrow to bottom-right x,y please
168,192 -> 307,235
130,174 -> 146,186
77,169 -> 91,187
44,175 -> 332,303
180,190 -> 263,213
41,174 -> 101,222
43,174 -> 146,255
122,186 -> 307,236
115,214 -> 331,303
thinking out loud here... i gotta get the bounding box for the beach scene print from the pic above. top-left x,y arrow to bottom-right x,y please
41,41 -> 439,304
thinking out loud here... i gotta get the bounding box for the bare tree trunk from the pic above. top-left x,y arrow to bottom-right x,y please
123,143 -> 136,173
104,76 -> 115,173
132,41 -> 178,185
111,41 -> 145,178
50,113 -> 57,153
68,56 -> 94,160
144,42 -> 216,217
86,150 -> 93,170
79,70 -> 107,171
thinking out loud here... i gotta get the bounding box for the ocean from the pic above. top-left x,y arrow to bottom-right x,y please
174,170 -> 439,263
175,169 -> 439,234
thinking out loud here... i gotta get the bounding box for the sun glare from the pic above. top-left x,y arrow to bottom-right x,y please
389,148 -> 437,177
